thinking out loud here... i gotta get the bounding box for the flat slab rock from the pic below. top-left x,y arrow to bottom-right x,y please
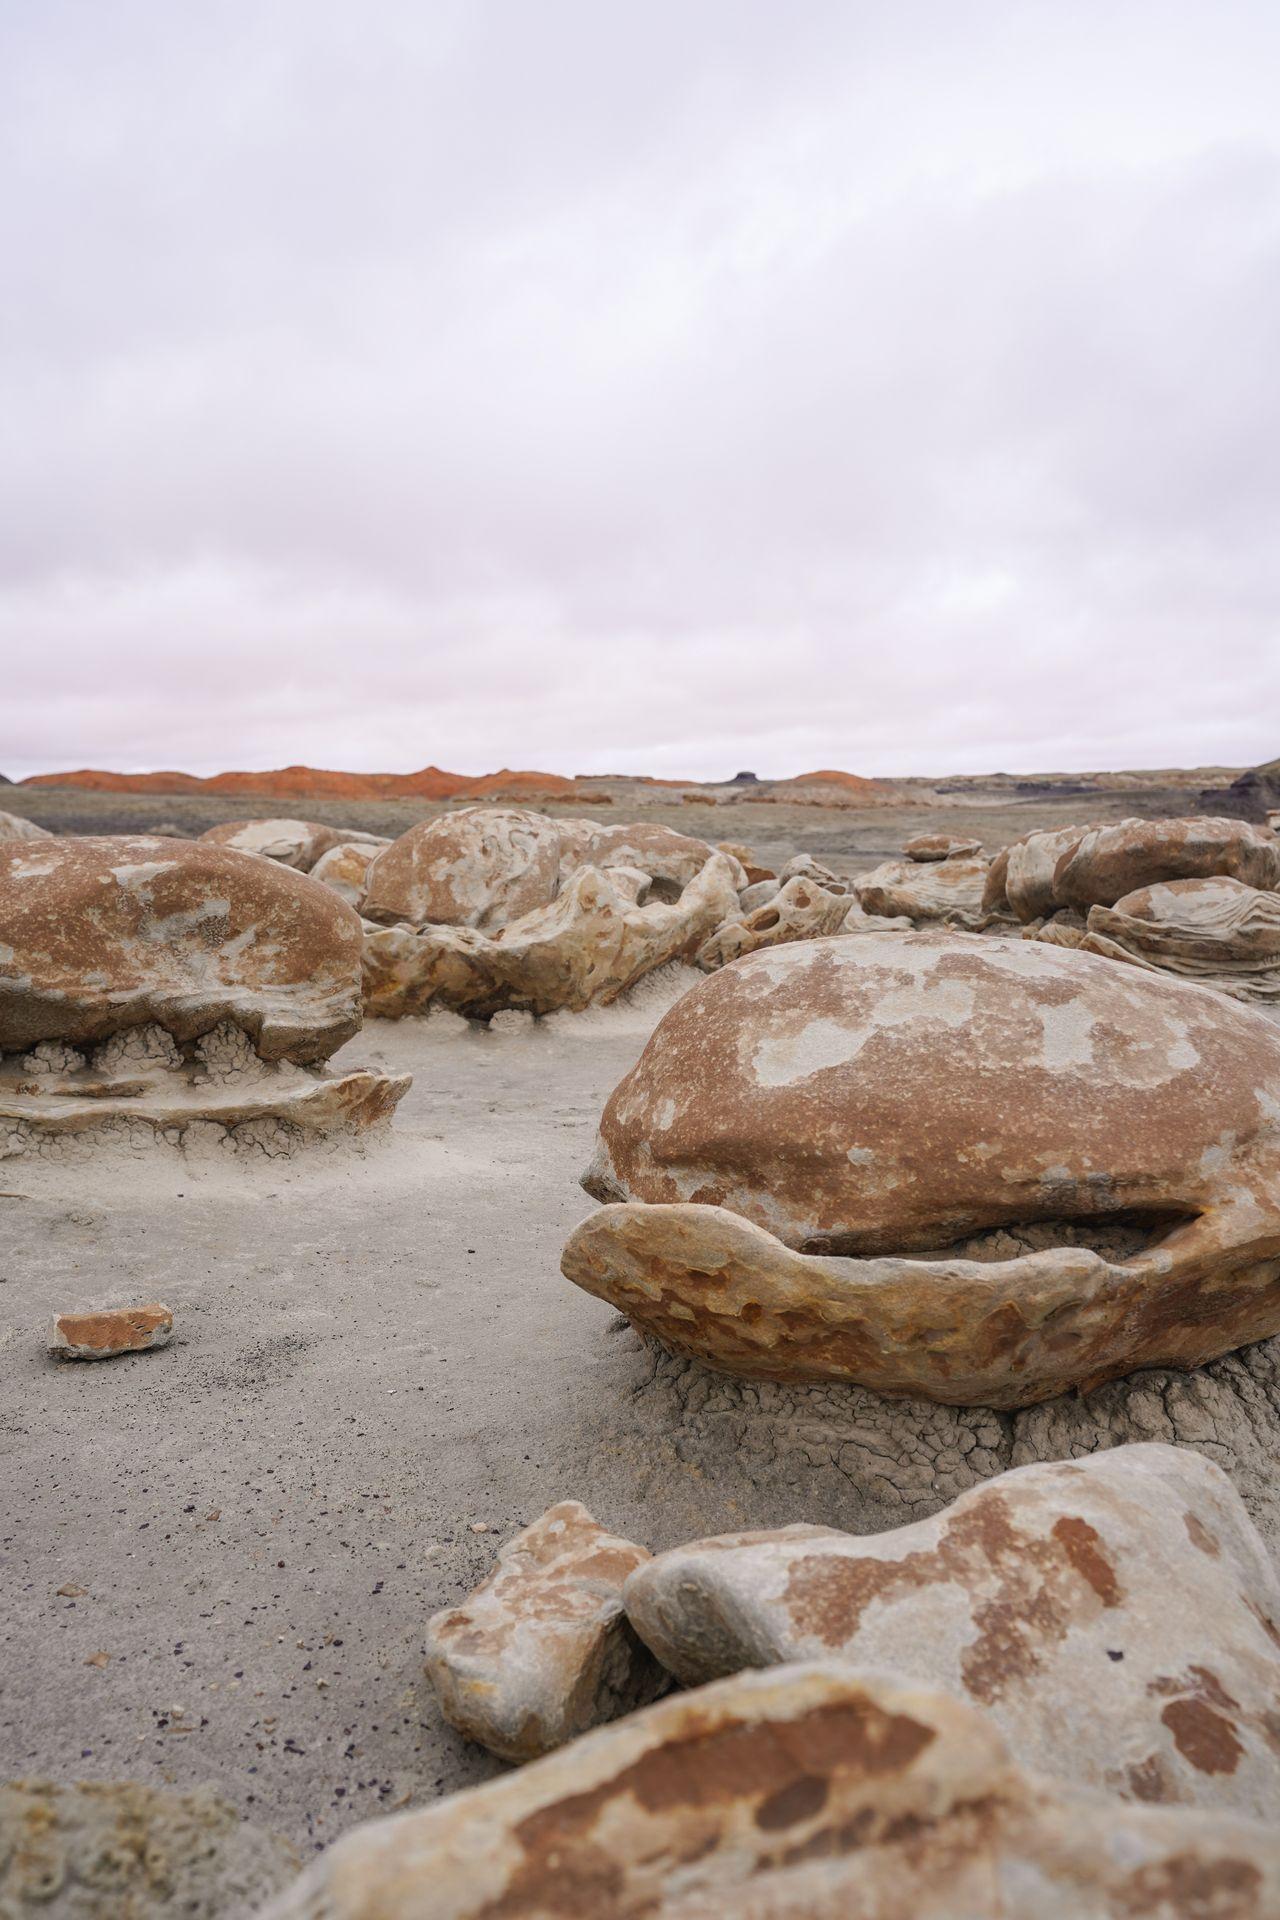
424,1500 -> 667,1762
255,1661 -> 1280,1920
0,1778 -> 297,1918
572,932 -> 1280,1403
623,1443 -> 1280,1818
51,1303 -> 173,1359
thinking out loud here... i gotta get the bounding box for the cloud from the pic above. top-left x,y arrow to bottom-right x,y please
2,0 -> 1278,778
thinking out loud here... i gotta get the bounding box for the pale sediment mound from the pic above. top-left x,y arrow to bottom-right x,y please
1076,876 -> 1280,1002
256,1660 -> 1280,1919
0,808 -> 51,843
423,1501 -> 666,1762
0,1778 -> 297,1918
0,837 -> 408,1150
567,932 -> 1280,1403
622,1444 -> 1280,1815
361,808 -> 745,1017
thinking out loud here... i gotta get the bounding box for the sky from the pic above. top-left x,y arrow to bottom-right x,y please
2,0 -> 1278,782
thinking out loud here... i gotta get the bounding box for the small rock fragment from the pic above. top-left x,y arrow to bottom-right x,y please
425,1500 -> 668,1761
51,1304 -> 173,1360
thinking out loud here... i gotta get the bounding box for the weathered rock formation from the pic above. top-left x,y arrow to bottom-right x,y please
364,809 -> 565,930
198,817 -> 379,872
363,855 -> 740,1020
1056,816 -> 1280,910
0,837 -> 408,1149
853,853 -> 989,925
255,1661 -> 1280,1919
309,839 -> 384,910
695,875 -> 853,970
623,1445 -> 1280,1816
903,832 -> 983,861
424,1501 -> 666,1762
567,932 -> 1280,1404
1076,877 -> 1280,1002
0,809 -> 51,843
0,1779 -> 297,1918
982,824 -> 1088,922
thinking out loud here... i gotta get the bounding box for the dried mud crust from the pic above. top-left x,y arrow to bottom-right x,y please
599,1321 -> 1280,1541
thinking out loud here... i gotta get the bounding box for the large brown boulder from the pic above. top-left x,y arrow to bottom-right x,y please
1055,815 -> 1280,910
623,1445 -> 1280,1816
255,1661 -> 1280,1920
0,836 -> 364,1063
363,808 -> 564,929
568,932 -> 1280,1403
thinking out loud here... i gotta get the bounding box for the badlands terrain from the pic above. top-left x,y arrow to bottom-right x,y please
4,762 -> 1280,1915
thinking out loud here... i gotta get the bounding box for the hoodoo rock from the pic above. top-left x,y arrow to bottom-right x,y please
424,1502 -> 666,1762
566,932 -> 1280,1403
1078,876 -> 1280,1002
363,808 -> 564,930
1055,815 -> 1280,910
0,837 -> 408,1148
255,1661 -> 1280,1920
622,1445 -> 1280,1816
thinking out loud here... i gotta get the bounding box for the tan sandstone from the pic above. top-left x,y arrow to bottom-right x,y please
51,1304 -> 173,1359
1078,877 -> 1280,1003
852,853 -> 989,925
1055,815 -> 1280,911
0,810 -> 51,843
903,832 -> 983,861
424,1501 -> 667,1762
198,817 -> 361,871
363,808 -> 565,930
362,854 -> 740,1020
255,1661 -> 1280,1920
567,932 -> 1280,1403
623,1444 -> 1280,1816
694,875 -> 852,970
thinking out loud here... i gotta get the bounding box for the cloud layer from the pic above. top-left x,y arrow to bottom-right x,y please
3,0 -> 1278,778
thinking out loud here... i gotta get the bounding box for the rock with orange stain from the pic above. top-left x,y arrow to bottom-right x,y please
623,1445 -> 1280,1819
853,852 -> 990,925
695,875 -> 854,970
903,832 -> 984,862
51,1303 -> 173,1359
424,1502 -> 667,1762
256,1660 -> 1280,1920
199,818 -> 386,872
569,932 -> 1280,1404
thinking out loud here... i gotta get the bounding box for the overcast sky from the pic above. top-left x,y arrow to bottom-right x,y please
2,1 -> 1278,780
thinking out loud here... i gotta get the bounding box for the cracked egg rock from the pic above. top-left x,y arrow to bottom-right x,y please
566,932 -> 1280,1405
0,835 -> 364,1061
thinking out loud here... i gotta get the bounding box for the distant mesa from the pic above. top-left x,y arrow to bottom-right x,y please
19,762 -> 900,809
1202,754 -> 1280,823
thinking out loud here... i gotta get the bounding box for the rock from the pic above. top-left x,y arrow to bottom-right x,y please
623,1444 -> 1280,1815
363,808 -> 564,930
574,824 -> 746,894
715,841 -> 774,885
254,1662 -> 1280,1920
309,839 -> 384,910
1078,877 -> 1280,1002
0,809 -> 51,843
776,853 -> 851,891
0,840 -> 408,1148
363,855 -> 740,1020
198,817 -> 354,871
853,853 -> 989,925
1055,815 -> 1280,911
903,832 -> 983,861
51,1303 -> 173,1359
569,932 -> 1280,1403
695,875 -> 851,970
424,1500 -> 667,1761
737,878 -> 781,912
1,836 -> 365,1063
982,825 -> 1088,922
0,1778 -> 297,1918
